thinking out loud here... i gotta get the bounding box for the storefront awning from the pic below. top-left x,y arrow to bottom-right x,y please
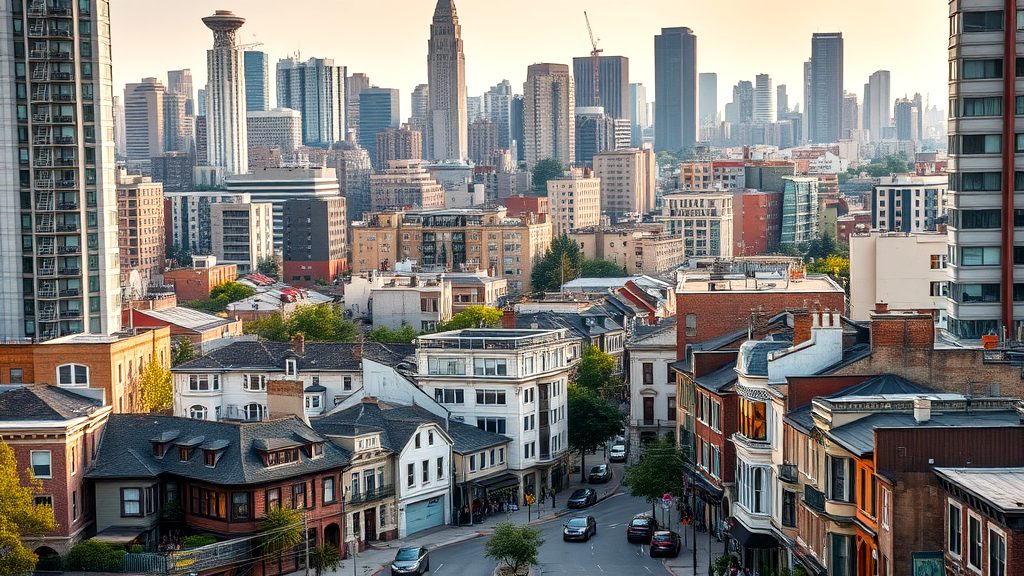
94,526 -> 148,545
476,472 -> 520,491
726,518 -> 779,549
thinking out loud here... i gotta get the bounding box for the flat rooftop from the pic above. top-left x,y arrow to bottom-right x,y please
417,328 -> 575,350
934,468 -> 1024,513
676,272 -> 844,294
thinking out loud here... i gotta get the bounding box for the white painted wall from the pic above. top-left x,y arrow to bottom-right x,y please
850,232 -> 948,327
396,422 -> 452,537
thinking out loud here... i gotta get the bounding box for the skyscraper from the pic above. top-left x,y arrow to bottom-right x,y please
167,69 -> 195,116
0,0 -> 121,339
572,56 -> 629,119
863,70 -> 891,142
729,80 -> 753,124
629,83 -> 648,147
346,73 -> 371,137
483,80 -> 512,149
654,27 -> 697,152
894,98 -> 919,142
203,10 -> 249,176
113,96 -> 126,157
802,60 -> 812,143
124,77 -> 165,160
163,91 -> 190,153
698,72 -> 717,126
808,32 -> 844,143
841,92 -> 860,139
358,88 -> 400,167
776,84 -> 789,116
276,56 -> 347,147
523,63 -> 575,168
243,51 -> 269,112
410,84 -> 429,128
468,118 -> 499,165
511,95 -> 525,163
426,0 -> 468,161
752,74 -> 775,124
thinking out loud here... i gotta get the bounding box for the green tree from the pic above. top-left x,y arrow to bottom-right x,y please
484,522 -> 544,576
139,352 -> 172,412
574,345 -> 620,394
244,313 -> 292,341
170,338 -> 195,367
182,281 -> 255,313
257,256 -> 280,279
622,437 -> 687,517
581,258 -> 627,278
246,304 -> 358,342
309,543 -> 342,576
259,508 -> 304,558
0,440 -> 58,576
567,384 -> 625,481
530,234 -> 583,294
437,305 -> 503,331
531,158 -> 564,193
368,325 -> 419,343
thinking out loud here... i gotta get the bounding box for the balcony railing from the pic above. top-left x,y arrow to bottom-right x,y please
778,463 -> 798,484
804,485 -> 826,513
632,418 -> 676,427
347,485 -> 395,505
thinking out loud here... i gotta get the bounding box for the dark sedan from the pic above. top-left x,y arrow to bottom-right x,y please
649,530 -> 682,557
567,487 -> 598,508
562,515 -> 598,541
391,546 -> 429,575
588,464 -> 612,483
626,514 -> 658,542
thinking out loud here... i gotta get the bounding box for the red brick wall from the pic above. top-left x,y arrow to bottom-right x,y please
691,351 -> 738,378
785,375 -> 869,409
733,190 -> 782,256
283,259 -> 348,287
869,313 -> 935,350
944,496 -> 1024,576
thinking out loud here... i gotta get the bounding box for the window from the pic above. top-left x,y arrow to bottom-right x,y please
667,396 -> 676,421
782,490 -> 796,527
188,374 -> 220,391
305,395 -> 321,410
523,414 -> 535,431
434,389 -> 465,404
232,492 -> 250,520
962,134 -> 1002,154
57,363 -> 88,386
9,368 -> 23,383
244,403 -> 264,421
828,456 -> 853,502
407,463 -> 415,487
523,442 -> 535,459
499,448 -> 505,463
70,446 -> 77,475
473,358 -> 508,376
642,362 -> 654,385
476,389 -> 507,405
243,374 -> 266,391
948,501 -> 962,556
30,451 -> 51,478
437,457 -> 445,480
469,454 -> 476,471
285,358 -> 297,376
685,314 -> 697,337
185,403 -> 207,420
121,488 -> 142,517
963,58 -> 1002,79
958,172 -> 1002,191
989,527 -> 1006,576
737,461 -> 770,514
428,431 -> 434,445
191,487 -> 226,519
968,514 -> 982,569
931,254 -> 948,269
963,96 -> 1002,116
738,398 -> 767,441
476,417 -> 506,434
961,246 -> 1000,266
266,488 -> 281,512
427,357 -> 465,375
415,433 -> 421,448
343,376 -> 352,391
421,460 -> 430,483
930,282 -> 949,297
321,476 -> 336,504
963,10 -> 1004,32
881,488 -> 890,529
72,490 -> 78,520
291,482 -> 307,509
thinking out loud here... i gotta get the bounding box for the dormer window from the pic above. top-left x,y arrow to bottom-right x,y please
204,451 -> 216,467
309,443 -> 324,459
264,449 -> 300,467
179,447 -> 192,461
152,442 -> 165,457
285,359 -> 297,376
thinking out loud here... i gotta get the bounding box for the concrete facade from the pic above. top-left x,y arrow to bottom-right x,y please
246,108 -> 301,153
371,276 -> 453,332
276,56 -> 347,147
661,191 -> 734,258
592,146 -> 656,218
202,10 -> 249,175
547,176 -> 601,236
282,196 -> 348,285
210,202 -> 274,273
523,63 -> 575,168
124,77 -> 165,160
369,159 -> 445,211
425,0 -> 468,162
849,232 -> 948,326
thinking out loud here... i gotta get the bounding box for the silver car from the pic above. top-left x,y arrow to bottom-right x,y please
609,444 -> 627,462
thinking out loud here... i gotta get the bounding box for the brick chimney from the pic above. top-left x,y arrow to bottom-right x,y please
749,307 -> 769,340
791,308 -> 812,346
869,308 -> 935,351
501,308 -> 516,329
875,301 -> 889,314
291,332 -> 305,356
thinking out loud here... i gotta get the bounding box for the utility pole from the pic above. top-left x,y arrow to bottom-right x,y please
303,511 -> 310,576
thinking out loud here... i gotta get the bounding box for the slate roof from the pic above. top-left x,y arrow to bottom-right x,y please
737,340 -> 792,376
0,385 -> 103,421
785,374 -> 934,433
446,420 -> 512,452
828,410 -> 1022,457
174,341 -> 414,372
630,317 -> 677,344
694,365 -> 738,393
135,307 -> 233,332
516,310 -> 624,342
86,414 -> 351,485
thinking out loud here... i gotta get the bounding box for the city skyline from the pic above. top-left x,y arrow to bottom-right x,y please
110,0 -> 948,122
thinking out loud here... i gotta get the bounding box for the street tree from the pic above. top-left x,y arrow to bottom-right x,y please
622,437 -> 687,517
170,338 -> 195,367
0,440 -> 58,575
530,235 -> 583,294
567,384 -> 625,481
437,305 -> 503,331
139,353 -> 172,412
309,543 -> 341,576
484,522 -> 544,576
368,325 -> 419,343
246,304 -> 359,342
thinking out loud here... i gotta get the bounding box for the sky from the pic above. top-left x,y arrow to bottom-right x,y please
110,0 -> 949,121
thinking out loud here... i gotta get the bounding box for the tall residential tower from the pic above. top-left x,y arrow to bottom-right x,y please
425,0 -> 468,161
654,27 -> 697,151
202,10 -> 248,175
807,32 -> 843,143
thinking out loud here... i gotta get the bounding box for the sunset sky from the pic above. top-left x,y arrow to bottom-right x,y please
110,0 -> 949,120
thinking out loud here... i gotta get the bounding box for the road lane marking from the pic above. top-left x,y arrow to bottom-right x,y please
434,563 -> 444,573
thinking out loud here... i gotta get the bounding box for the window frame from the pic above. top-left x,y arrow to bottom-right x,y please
323,476 -> 336,504
30,450 -> 52,478
989,524 -> 1007,576
57,363 -> 89,386
968,510 -> 983,572
120,487 -> 142,517
948,498 -> 963,558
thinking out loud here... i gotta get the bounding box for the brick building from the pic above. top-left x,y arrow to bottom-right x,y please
163,256 -> 238,302
936,468 -> 1023,576
282,196 -> 348,286
731,189 -> 782,256
116,172 -> 166,289
502,195 -> 549,220
1,386 -> 112,557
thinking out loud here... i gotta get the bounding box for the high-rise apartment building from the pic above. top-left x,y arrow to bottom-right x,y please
862,70 -> 891,142
808,32 -> 844,143
210,202 -> 273,273
243,50 -> 269,112
592,146 -> 656,219
116,173 -> 164,290
151,152 -> 194,193
523,63 -> 575,168
511,95 -> 525,162
0,0 -> 122,339
124,77 -> 165,160
780,176 -> 819,244
661,191 -> 734,258
164,191 -> 250,255
547,175 -> 601,235
369,159 -> 445,211
202,10 -> 248,176
276,56 -> 347,147
654,27 -> 697,152
113,95 -> 126,157
163,91 -> 190,153
345,72 -> 370,137
894,98 -> 919,142
752,74 -> 775,124
727,80 -> 753,124
802,60 -> 812,143
375,125 -> 423,169
483,80 -> 512,149
842,92 -> 860,139
282,196 -> 348,285
468,118 -> 498,165
467,95 -> 482,123
409,83 -> 429,135
776,84 -> 789,116
572,55 -> 629,119
629,83 -> 648,147
871,174 -> 946,232
246,108 -> 302,153
698,72 -> 717,127
574,107 -> 617,166
330,136 -> 373,225
196,88 -> 206,116
358,87 -> 400,167
426,0 -> 468,161
166,69 -> 194,115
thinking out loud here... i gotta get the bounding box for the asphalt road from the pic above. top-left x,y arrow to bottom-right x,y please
423,491 -> 675,576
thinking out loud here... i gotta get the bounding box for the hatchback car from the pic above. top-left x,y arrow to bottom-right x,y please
567,487 -> 598,508
609,444 -> 627,462
649,530 -> 682,557
562,515 -> 598,541
391,546 -> 429,575
626,514 -> 658,542
588,464 -> 612,483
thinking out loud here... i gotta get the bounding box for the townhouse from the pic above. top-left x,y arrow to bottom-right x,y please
625,319 -> 677,448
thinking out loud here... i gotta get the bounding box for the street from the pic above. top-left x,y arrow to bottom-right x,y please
424,491 -> 675,576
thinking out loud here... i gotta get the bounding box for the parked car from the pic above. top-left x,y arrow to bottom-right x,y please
562,515 -> 598,541
588,464 -> 612,483
613,435 -> 626,445
567,487 -> 598,508
391,546 -> 429,575
626,514 -> 658,542
649,530 -> 682,557
609,444 -> 627,462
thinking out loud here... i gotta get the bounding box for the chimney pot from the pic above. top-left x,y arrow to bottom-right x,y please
875,301 -> 889,313
913,396 -> 932,424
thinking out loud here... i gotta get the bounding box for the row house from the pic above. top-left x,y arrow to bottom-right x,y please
625,319 -> 677,450
937,468 -> 1024,576
415,328 -> 580,497
1,385 -> 111,559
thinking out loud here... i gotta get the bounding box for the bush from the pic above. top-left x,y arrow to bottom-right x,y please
182,534 -> 217,548
65,539 -> 126,571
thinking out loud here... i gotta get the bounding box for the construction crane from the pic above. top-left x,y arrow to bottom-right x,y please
584,11 -> 602,107
237,35 -> 263,51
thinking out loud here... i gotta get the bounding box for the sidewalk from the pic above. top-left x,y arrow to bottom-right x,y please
334,459 -> 626,576
661,519 -> 730,576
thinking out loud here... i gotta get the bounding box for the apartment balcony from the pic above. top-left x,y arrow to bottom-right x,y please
57,245 -> 80,255
59,288 -> 80,297
732,433 -> 772,456
632,418 -> 676,428
803,485 -> 826,514
55,223 -> 80,233
59,309 -> 81,320
347,484 -> 395,505
778,463 -> 798,484
56,267 -> 80,277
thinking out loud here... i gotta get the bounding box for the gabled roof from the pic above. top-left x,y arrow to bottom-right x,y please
87,414 -> 350,484
134,307 -> 233,333
0,385 -> 103,421
175,341 -> 413,372
515,310 -> 623,342
934,468 -> 1024,514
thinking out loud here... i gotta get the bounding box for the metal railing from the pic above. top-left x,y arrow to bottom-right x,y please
778,463 -> 798,483
347,484 -> 395,504
803,485 -> 826,513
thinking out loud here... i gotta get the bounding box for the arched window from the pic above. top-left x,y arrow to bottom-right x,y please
189,405 -> 207,420
244,403 -> 264,421
57,364 -> 89,386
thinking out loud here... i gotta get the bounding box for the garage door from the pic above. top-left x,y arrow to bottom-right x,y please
405,496 -> 444,536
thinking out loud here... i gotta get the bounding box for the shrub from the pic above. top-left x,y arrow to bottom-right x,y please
182,534 -> 217,548
65,539 -> 126,571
